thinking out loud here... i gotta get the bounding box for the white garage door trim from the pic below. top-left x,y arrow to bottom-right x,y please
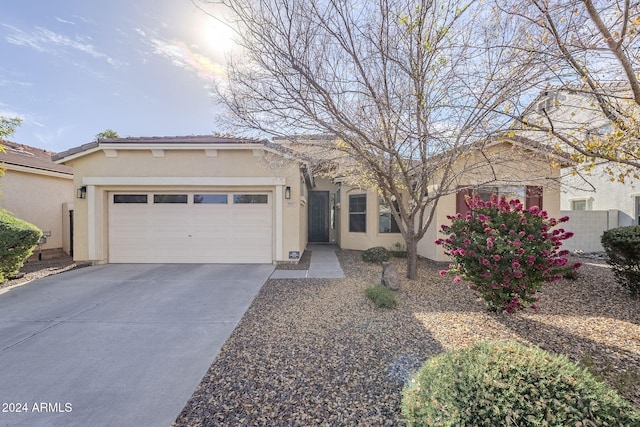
108,192 -> 273,264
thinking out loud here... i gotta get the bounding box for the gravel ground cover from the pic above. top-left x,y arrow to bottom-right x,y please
3,249 -> 638,425
275,250 -> 312,271
0,249 -> 76,291
175,250 -> 640,426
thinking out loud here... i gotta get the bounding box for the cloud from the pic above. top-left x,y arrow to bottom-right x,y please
55,17 -> 76,25
0,103 -> 45,130
147,37 -> 225,81
32,125 -> 74,148
3,24 -> 122,68
0,105 -> 25,121
0,78 -> 31,88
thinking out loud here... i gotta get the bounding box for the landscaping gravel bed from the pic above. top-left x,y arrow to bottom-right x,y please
174,251 -> 640,426
0,249 -> 76,291
275,250 -> 312,271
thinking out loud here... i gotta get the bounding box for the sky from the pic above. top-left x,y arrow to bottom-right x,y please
0,0 -> 235,153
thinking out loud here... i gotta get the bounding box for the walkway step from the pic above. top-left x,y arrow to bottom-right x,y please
270,245 -> 344,279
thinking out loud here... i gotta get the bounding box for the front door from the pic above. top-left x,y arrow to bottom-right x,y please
308,191 -> 329,242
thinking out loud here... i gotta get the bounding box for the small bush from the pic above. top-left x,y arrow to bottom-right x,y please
402,341 -> 640,427
0,209 -> 42,282
436,195 -> 580,313
362,246 -> 391,264
365,285 -> 397,309
601,225 -> 640,295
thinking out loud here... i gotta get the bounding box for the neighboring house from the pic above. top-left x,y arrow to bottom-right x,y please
0,140 -> 74,252
53,134 -> 564,265
517,84 -> 638,252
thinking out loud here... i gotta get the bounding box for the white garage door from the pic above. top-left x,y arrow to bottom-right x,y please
108,192 -> 272,263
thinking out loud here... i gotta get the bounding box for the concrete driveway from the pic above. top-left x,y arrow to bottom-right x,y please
0,263 -> 273,427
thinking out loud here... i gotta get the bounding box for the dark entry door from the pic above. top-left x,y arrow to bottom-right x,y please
308,191 -> 329,242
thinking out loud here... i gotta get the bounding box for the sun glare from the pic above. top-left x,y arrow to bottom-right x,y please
202,16 -> 236,54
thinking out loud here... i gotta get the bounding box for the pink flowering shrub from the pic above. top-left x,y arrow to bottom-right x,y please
435,194 -> 581,313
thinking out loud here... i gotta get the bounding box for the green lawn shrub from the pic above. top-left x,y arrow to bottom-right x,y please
362,246 -> 391,264
601,225 -> 640,296
0,209 -> 42,282
365,284 -> 397,309
402,341 -> 640,427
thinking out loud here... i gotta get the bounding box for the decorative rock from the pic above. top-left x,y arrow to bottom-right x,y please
381,262 -> 401,290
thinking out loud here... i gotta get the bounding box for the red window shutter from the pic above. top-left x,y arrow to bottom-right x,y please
456,188 -> 472,216
526,186 -> 543,210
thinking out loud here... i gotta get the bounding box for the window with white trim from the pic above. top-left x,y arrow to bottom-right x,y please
349,194 -> 366,232
570,199 -> 587,211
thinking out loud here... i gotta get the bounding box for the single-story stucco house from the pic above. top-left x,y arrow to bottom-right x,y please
0,140 -> 74,253
52,135 -> 565,265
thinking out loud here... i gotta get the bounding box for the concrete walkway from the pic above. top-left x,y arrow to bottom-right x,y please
270,245 -> 344,279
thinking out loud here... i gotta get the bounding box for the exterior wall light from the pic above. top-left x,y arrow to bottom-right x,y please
285,186 -> 291,199
77,186 -> 87,199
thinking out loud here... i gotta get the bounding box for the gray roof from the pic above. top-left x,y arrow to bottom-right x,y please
52,135 -> 271,162
1,140 -> 73,175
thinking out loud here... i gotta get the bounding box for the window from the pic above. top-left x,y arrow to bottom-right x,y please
154,194 -> 188,204
233,194 -> 268,204
571,200 -> 587,211
349,194 -> 366,232
194,194 -> 228,204
379,198 -> 400,233
458,185 -> 538,216
477,186 -> 525,202
114,194 -> 148,204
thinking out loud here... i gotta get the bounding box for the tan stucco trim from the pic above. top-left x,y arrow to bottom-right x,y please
3,164 -> 73,180
82,177 -> 287,186
56,143 -> 283,163
275,185 -> 283,260
87,185 -> 97,260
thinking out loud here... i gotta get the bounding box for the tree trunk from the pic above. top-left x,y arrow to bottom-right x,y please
405,233 -> 419,280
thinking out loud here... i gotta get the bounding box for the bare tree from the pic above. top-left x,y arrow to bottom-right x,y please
197,0 -> 543,278
501,0 -> 640,181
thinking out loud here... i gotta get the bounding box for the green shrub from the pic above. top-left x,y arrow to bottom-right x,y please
365,285 -> 397,309
362,246 -> 391,264
0,209 -> 42,282
402,341 -> 640,427
601,225 -> 640,295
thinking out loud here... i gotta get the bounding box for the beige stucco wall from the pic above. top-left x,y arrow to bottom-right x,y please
337,186 -> 406,251
0,167 -> 73,250
417,143 -> 563,262
65,147 -> 305,264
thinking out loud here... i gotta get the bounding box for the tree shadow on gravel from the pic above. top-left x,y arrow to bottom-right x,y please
489,261 -> 640,408
495,313 -> 640,407
174,251 -> 444,427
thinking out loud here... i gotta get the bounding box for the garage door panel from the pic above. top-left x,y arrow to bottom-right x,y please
109,192 -> 273,264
